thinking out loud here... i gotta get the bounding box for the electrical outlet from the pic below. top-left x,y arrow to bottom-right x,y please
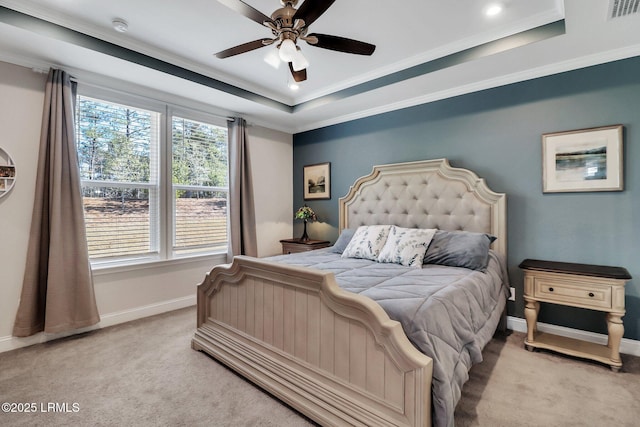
509,287 -> 516,301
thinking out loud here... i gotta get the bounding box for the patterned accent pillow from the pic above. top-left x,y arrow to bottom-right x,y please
377,226 -> 437,268
341,225 -> 392,261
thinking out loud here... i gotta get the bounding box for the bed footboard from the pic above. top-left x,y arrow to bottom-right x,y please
192,255 -> 433,427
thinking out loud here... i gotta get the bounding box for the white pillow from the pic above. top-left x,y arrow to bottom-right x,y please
377,226 -> 437,268
341,225 -> 392,261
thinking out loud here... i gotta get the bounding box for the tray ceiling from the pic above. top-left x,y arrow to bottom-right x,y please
0,0 -> 639,133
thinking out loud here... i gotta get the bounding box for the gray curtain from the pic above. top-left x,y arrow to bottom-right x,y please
227,117 -> 257,260
13,69 -> 100,337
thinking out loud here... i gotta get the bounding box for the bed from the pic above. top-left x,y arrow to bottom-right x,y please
192,158 -> 507,427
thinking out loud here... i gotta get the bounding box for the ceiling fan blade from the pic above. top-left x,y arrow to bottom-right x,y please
289,63 -> 307,82
217,0 -> 274,26
294,0 -> 336,27
307,33 -> 376,55
215,39 -> 271,58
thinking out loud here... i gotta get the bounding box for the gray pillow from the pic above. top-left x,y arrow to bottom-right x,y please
329,228 -> 356,254
423,230 -> 497,271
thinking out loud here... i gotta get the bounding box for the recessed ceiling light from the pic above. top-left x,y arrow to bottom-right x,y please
112,19 -> 128,33
288,80 -> 299,91
485,4 -> 503,17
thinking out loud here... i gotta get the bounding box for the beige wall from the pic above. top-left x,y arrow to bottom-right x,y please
0,62 -> 46,350
249,126 -> 293,257
0,61 -> 292,352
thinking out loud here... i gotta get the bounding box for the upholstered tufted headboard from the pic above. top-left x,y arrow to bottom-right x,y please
338,159 -> 507,257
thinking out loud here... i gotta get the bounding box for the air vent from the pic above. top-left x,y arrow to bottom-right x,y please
609,0 -> 640,19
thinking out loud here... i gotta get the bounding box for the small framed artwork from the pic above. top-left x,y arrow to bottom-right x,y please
303,162 -> 330,200
542,125 -> 623,193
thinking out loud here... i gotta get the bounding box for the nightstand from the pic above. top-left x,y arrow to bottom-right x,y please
520,259 -> 631,371
280,238 -> 331,255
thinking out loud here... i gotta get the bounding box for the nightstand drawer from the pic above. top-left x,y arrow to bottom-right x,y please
280,239 -> 331,255
533,278 -> 612,310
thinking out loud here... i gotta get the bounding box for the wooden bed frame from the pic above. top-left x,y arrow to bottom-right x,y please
192,159 -> 506,426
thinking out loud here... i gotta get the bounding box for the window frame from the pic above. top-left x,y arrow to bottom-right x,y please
76,85 -> 229,270
167,106 -> 230,258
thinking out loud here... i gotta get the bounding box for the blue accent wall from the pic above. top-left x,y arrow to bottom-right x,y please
293,56 -> 640,340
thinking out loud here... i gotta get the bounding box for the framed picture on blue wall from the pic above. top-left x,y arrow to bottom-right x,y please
542,125 -> 623,193
303,162 -> 330,200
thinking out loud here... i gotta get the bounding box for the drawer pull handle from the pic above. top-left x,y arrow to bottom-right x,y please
589,292 -> 595,297
548,287 -> 554,292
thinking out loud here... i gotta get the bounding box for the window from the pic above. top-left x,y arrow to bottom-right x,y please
171,116 -> 228,255
75,91 -> 228,265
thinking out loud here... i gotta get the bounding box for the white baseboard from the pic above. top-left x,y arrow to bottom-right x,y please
0,295 -> 196,354
98,295 -> 196,327
507,316 -> 640,357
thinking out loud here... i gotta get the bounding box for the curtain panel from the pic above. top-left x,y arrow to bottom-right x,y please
227,117 -> 257,260
13,69 -> 100,337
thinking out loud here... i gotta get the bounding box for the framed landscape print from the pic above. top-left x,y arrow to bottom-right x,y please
303,162 -> 330,200
542,125 -> 623,193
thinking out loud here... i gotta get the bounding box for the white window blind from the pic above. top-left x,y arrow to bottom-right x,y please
171,116 -> 228,254
76,96 -> 160,259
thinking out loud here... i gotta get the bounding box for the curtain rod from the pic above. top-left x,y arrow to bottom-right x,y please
31,67 -> 236,122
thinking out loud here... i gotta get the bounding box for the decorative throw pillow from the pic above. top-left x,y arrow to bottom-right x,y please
377,226 -> 437,268
341,225 -> 392,261
329,228 -> 356,254
423,230 -> 497,271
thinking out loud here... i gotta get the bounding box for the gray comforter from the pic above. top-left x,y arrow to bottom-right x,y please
266,249 -> 509,427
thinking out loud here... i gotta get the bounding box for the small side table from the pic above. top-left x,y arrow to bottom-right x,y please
520,259 -> 631,371
280,238 -> 331,255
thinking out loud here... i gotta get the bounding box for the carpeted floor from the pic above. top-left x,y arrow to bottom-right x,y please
1,307 -> 639,426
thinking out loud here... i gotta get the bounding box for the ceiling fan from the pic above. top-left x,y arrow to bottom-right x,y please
215,0 -> 376,83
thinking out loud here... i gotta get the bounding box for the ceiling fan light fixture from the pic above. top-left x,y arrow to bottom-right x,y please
264,49 -> 281,69
291,48 -> 309,71
215,0 -> 376,84
278,38 -> 297,62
